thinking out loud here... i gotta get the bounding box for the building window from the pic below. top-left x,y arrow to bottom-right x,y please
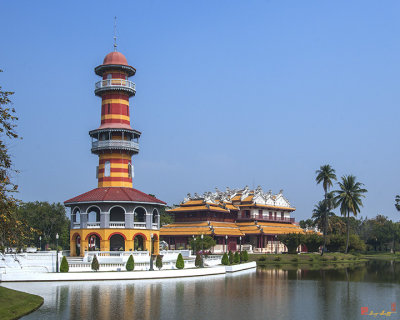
281,212 -> 284,220
104,161 -> 111,177
128,163 -> 133,178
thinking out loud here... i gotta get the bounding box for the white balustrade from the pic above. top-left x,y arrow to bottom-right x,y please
109,222 -> 125,228
95,79 -> 136,91
92,140 -> 139,151
133,222 -> 146,229
86,222 -> 100,229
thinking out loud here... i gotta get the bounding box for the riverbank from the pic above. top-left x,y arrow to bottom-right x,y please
0,262 -> 256,282
249,253 -> 368,267
0,286 -> 43,320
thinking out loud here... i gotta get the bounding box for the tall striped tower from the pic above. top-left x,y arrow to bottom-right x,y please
90,51 -> 140,188
65,50 -> 166,258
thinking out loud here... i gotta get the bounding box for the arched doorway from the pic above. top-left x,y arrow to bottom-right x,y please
152,209 -> 159,224
76,235 -> 81,256
134,207 -> 146,222
110,234 -> 125,251
87,206 -> 100,223
134,234 -> 146,251
110,206 -> 125,222
88,234 -> 100,251
72,208 -> 81,224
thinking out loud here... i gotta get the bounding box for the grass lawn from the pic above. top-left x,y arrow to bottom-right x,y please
249,252 -> 368,267
0,286 -> 43,320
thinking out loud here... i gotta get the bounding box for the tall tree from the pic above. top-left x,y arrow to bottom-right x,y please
315,164 -> 337,255
312,196 -> 335,231
334,175 -> 367,253
0,70 -> 35,251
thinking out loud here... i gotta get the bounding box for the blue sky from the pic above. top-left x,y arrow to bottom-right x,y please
1,1 -> 400,221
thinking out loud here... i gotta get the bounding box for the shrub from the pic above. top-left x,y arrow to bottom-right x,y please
240,251 -> 244,262
228,251 -> 234,265
291,257 -> 298,262
91,255 -> 99,271
176,253 -> 184,269
273,256 -> 281,262
126,255 -> 134,271
234,252 -> 240,264
302,233 -> 323,253
221,253 -> 229,265
60,256 -> 69,273
259,256 -> 266,262
278,233 -> 303,254
195,253 -> 202,268
333,256 -> 338,261
243,250 -> 249,262
156,255 -> 163,270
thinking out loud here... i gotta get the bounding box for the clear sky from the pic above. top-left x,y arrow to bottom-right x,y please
1,1 -> 400,221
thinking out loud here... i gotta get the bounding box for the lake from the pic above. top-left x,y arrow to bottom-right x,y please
2,260 -> 399,320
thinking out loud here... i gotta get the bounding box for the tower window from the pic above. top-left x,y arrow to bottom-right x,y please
128,163 -> 133,178
105,161 -> 111,177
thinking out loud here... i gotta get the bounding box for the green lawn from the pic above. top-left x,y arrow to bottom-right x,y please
249,252 -> 368,267
0,286 -> 43,320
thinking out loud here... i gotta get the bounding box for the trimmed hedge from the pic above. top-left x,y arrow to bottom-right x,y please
91,255 -> 99,271
156,255 -> 163,270
60,256 -> 69,273
221,253 -> 229,265
176,253 -> 184,269
126,255 -> 134,271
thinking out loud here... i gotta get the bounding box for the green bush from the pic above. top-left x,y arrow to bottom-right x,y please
243,250 -> 249,262
126,255 -> 134,271
60,256 -> 69,273
176,253 -> 184,269
278,233 -> 303,254
273,256 -> 281,262
291,257 -> 298,262
91,255 -> 99,271
156,255 -> 163,270
228,251 -> 234,265
195,253 -> 202,268
240,251 -> 244,262
234,252 -> 240,264
221,253 -> 229,265
302,233 -> 323,253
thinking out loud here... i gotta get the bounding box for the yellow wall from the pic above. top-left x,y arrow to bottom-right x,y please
70,228 -> 160,257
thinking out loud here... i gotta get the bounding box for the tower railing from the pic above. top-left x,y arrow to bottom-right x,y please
95,79 -> 136,90
92,140 -> 139,152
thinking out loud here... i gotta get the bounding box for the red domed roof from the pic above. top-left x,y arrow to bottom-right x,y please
103,51 -> 129,66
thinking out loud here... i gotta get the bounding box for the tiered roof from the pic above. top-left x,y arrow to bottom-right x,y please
167,185 -> 295,214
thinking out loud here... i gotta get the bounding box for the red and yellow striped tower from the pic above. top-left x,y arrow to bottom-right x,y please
65,50 -> 166,258
91,51 -> 140,188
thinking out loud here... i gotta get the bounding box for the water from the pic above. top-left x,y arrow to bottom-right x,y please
2,260 -> 400,320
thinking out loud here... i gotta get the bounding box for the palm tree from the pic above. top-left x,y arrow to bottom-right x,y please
315,164 -> 337,255
334,175 -> 367,253
312,193 -> 335,231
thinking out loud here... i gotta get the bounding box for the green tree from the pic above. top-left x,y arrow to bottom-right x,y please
159,206 -> 174,226
176,253 -> 184,269
228,251 -> 234,264
0,72 -> 35,251
334,175 -> 367,253
299,219 -> 314,229
243,250 -> 249,262
91,255 -> 99,271
278,233 -> 303,254
189,235 -> 216,253
60,256 -> 69,273
221,252 -> 229,265
234,251 -> 240,264
16,202 -> 70,249
312,197 -> 335,232
195,253 -> 202,268
156,255 -> 163,270
126,255 -> 134,271
315,164 -> 337,255
303,233 -> 323,253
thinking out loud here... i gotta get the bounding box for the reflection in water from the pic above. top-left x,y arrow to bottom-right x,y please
1,261 -> 400,320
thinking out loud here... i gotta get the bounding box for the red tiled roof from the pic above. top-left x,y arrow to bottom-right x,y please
64,187 -> 166,205
103,51 -> 129,66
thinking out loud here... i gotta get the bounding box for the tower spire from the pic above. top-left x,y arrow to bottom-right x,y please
113,16 -> 117,52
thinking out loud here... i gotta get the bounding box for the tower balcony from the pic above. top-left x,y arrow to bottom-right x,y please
91,140 -> 139,154
95,79 -> 136,97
